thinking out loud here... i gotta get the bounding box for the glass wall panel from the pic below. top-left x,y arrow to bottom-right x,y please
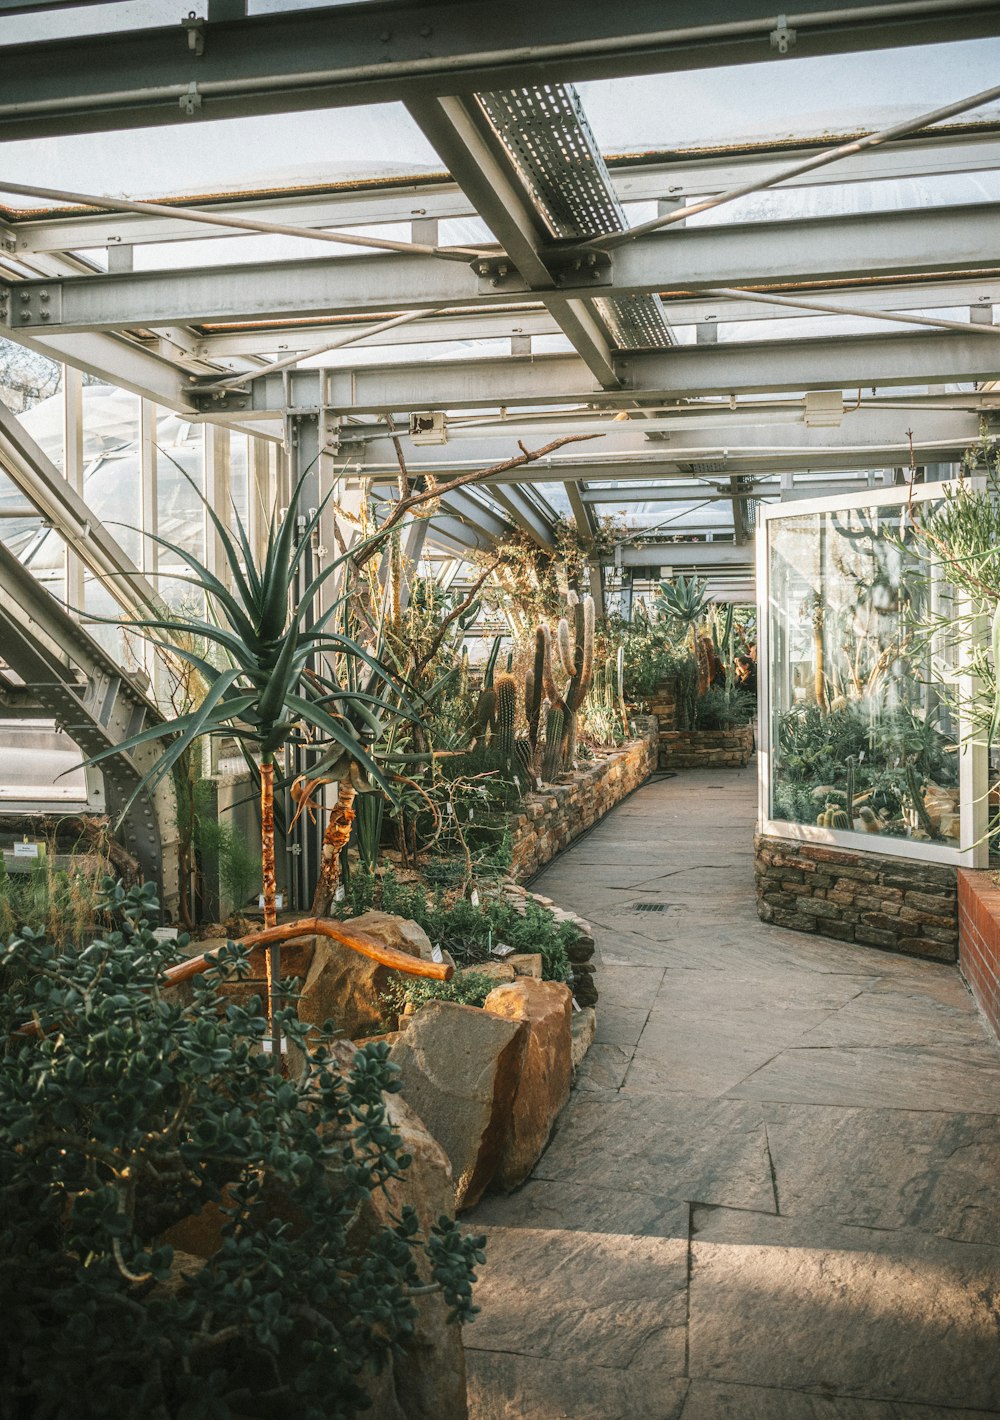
766,497 -> 962,848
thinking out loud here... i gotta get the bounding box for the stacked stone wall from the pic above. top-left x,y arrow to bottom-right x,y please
755,832 -> 958,962
508,718 -> 657,881
659,723 -> 754,770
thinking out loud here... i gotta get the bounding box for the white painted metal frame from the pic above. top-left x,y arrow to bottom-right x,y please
756,478 -> 988,868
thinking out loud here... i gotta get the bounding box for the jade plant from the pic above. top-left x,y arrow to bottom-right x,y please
0,880 -> 484,1420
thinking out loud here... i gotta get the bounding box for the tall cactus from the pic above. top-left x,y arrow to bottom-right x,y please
542,705 -> 565,782
494,672 -> 517,768
557,591 -> 595,766
482,635 -> 502,690
616,644 -> 629,734
524,626 -> 545,765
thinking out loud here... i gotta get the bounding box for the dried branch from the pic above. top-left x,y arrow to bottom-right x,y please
352,432 -> 603,571
411,559 -> 501,682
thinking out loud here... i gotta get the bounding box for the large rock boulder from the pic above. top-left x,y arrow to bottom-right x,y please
344,910 -> 436,962
389,1001 -> 526,1211
362,1089 -> 468,1420
296,913 -> 431,1040
483,978 -> 573,1190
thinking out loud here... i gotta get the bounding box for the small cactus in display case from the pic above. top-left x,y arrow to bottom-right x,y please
816,803 -> 851,829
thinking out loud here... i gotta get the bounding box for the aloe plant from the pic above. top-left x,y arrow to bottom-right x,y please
85,467 -> 415,1061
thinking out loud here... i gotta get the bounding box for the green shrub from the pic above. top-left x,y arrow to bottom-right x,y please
380,970 -> 499,1025
332,870 -> 573,982
0,880 -> 484,1420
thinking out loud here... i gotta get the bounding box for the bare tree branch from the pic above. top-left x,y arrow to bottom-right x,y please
352,432 -> 603,570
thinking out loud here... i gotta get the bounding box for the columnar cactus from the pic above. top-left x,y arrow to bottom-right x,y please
494,672 -> 518,768
542,705 -> 565,783
524,627 -> 545,765
556,591 -> 595,766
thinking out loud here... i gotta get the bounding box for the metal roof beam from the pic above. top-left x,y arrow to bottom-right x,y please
618,542 -> 752,568
4,1 -> 995,140
486,484 -> 555,547
2,328 -> 196,411
344,406 -> 984,475
213,330 -> 1000,415
406,91 -> 624,385
13,202 -> 999,335
190,279 -> 1000,359
14,128 -> 1000,257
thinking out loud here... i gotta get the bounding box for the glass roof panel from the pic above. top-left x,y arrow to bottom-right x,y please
579,40 -> 1000,154
0,0 -> 379,45
0,102 -> 440,210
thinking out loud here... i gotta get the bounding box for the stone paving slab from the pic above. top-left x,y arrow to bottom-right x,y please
794,983 -> 992,1048
687,1204 -> 1000,1410
762,1101 -> 1000,1246
728,1040 -> 1000,1114
533,1092 -> 777,1212
466,767 -> 1000,1418
679,1380 -> 1000,1419
466,1352 -> 690,1420
621,1006 -> 836,1098
465,1227 -> 688,1372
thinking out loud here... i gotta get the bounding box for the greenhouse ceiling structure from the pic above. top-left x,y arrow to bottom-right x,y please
1,0 -> 1000,800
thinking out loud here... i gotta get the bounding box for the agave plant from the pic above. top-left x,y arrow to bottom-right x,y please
86,465 -> 417,1058
655,575 -> 713,693
655,574 -> 710,634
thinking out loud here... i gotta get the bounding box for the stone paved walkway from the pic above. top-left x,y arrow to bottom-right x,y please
465,765 -> 1000,1419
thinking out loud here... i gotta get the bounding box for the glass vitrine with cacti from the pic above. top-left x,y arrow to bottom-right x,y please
760,482 -> 986,865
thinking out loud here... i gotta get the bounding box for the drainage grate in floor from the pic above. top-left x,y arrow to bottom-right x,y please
629,902 -> 669,913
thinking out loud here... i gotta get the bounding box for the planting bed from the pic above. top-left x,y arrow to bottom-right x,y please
508,717 -> 657,881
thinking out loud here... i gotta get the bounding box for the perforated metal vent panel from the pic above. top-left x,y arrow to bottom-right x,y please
477,84 -> 673,350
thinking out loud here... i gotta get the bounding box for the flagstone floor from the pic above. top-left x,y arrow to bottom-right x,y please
465,763 -> 1000,1420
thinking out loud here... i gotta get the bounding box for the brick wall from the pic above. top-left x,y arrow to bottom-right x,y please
957,869 -> 1000,1042
509,718 -> 657,881
755,832 -> 958,962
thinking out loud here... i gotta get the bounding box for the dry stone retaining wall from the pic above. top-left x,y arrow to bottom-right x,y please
658,723 -> 754,770
755,832 -> 959,962
508,717 -> 657,881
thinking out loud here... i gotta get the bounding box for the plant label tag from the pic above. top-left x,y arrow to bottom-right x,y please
334,885 -> 345,902
571,996 -> 582,1013
470,889 -> 480,907
152,927 -> 178,944
490,942 -> 516,959
431,945 -> 444,964
262,1037 -> 288,1055
13,841 -> 39,859
258,893 -> 284,910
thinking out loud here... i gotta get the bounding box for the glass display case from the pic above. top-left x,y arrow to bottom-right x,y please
758,482 -> 987,867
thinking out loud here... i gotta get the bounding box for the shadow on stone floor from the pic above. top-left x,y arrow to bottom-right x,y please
465,764 -> 1000,1420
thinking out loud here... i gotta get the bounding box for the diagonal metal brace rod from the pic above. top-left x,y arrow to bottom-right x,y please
0,177 -> 491,262
703,285 -> 1000,334
196,307 -> 451,391
589,80 -> 1000,250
